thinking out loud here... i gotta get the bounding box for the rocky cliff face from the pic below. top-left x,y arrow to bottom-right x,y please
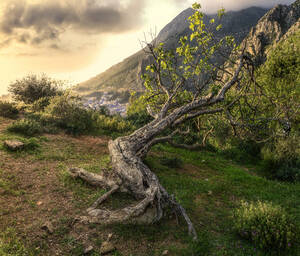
241,0 -> 300,65
74,6 -> 268,96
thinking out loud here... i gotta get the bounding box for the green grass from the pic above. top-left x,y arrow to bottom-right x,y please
0,131 -> 41,156
0,228 -> 39,256
1,120 -> 299,255
0,169 -> 25,197
142,144 -> 300,255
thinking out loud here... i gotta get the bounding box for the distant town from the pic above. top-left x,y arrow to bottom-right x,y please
83,91 -> 128,116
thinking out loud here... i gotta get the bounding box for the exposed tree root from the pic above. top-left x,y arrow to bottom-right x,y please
69,137 -> 198,240
87,185 -> 120,212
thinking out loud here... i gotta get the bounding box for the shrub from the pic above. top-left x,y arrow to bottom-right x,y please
0,101 -> 19,119
222,139 -> 261,163
261,135 -> 300,181
22,137 -> 40,151
7,119 -> 42,136
30,97 -> 52,112
45,92 -> 95,135
8,74 -> 63,104
126,94 -> 153,128
233,201 -> 298,251
95,114 -> 133,134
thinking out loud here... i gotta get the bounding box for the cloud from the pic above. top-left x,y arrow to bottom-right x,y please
0,0 -> 295,50
0,0 -> 146,49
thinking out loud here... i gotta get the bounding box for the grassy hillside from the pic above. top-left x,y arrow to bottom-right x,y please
1,117 -> 299,256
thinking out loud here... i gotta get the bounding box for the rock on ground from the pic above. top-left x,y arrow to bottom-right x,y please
4,140 -> 24,151
100,241 -> 115,255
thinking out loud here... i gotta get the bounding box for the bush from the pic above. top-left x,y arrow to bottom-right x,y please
8,74 -> 63,104
45,93 -> 95,135
30,97 -> 52,112
233,201 -> 298,251
261,135 -> 300,181
126,94 -> 153,128
0,101 -> 19,119
222,139 -> 261,163
95,114 -> 133,134
7,119 -> 42,136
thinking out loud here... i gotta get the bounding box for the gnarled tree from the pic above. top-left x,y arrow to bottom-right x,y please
69,4 -> 252,240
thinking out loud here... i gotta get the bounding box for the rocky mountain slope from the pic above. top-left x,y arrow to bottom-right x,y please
74,7 -> 268,97
74,0 -> 299,105
240,0 -> 300,66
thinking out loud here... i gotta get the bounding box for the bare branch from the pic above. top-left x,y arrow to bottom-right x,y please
174,108 -> 223,126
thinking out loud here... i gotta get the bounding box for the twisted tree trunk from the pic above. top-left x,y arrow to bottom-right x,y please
69,54 -> 245,240
70,116 -> 198,239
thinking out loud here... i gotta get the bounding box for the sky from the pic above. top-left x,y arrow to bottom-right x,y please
0,0 -> 295,95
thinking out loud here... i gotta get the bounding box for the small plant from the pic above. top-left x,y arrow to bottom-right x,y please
0,101 -> 19,119
7,119 -> 42,136
233,200 -> 298,251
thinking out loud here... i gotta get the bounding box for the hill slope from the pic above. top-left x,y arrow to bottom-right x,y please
241,0 -> 300,65
74,7 -> 268,97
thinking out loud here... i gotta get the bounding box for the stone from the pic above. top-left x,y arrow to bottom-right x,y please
107,233 -> 113,241
162,250 -> 169,255
100,241 -> 115,255
4,140 -> 24,151
41,221 -> 54,234
84,245 -> 94,254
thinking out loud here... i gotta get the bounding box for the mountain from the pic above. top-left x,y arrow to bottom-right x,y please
74,6 -> 268,98
240,0 -> 300,66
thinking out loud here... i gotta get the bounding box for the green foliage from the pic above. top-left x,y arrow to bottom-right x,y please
233,201 -> 298,251
229,31 -> 299,141
142,4 -> 238,115
7,119 -> 42,136
94,114 -> 133,135
0,101 -> 19,119
222,139 -> 261,164
126,94 -> 153,128
45,92 -> 95,135
30,97 -> 52,112
8,74 -> 63,104
261,135 -> 300,182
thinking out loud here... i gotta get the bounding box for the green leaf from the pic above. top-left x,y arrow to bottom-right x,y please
217,8 -> 225,18
216,24 -> 222,31
161,61 -> 167,70
192,3 -> 201,10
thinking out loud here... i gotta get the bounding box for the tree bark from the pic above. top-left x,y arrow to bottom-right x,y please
69,54 -> 245,240
70,118 -> 198,239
